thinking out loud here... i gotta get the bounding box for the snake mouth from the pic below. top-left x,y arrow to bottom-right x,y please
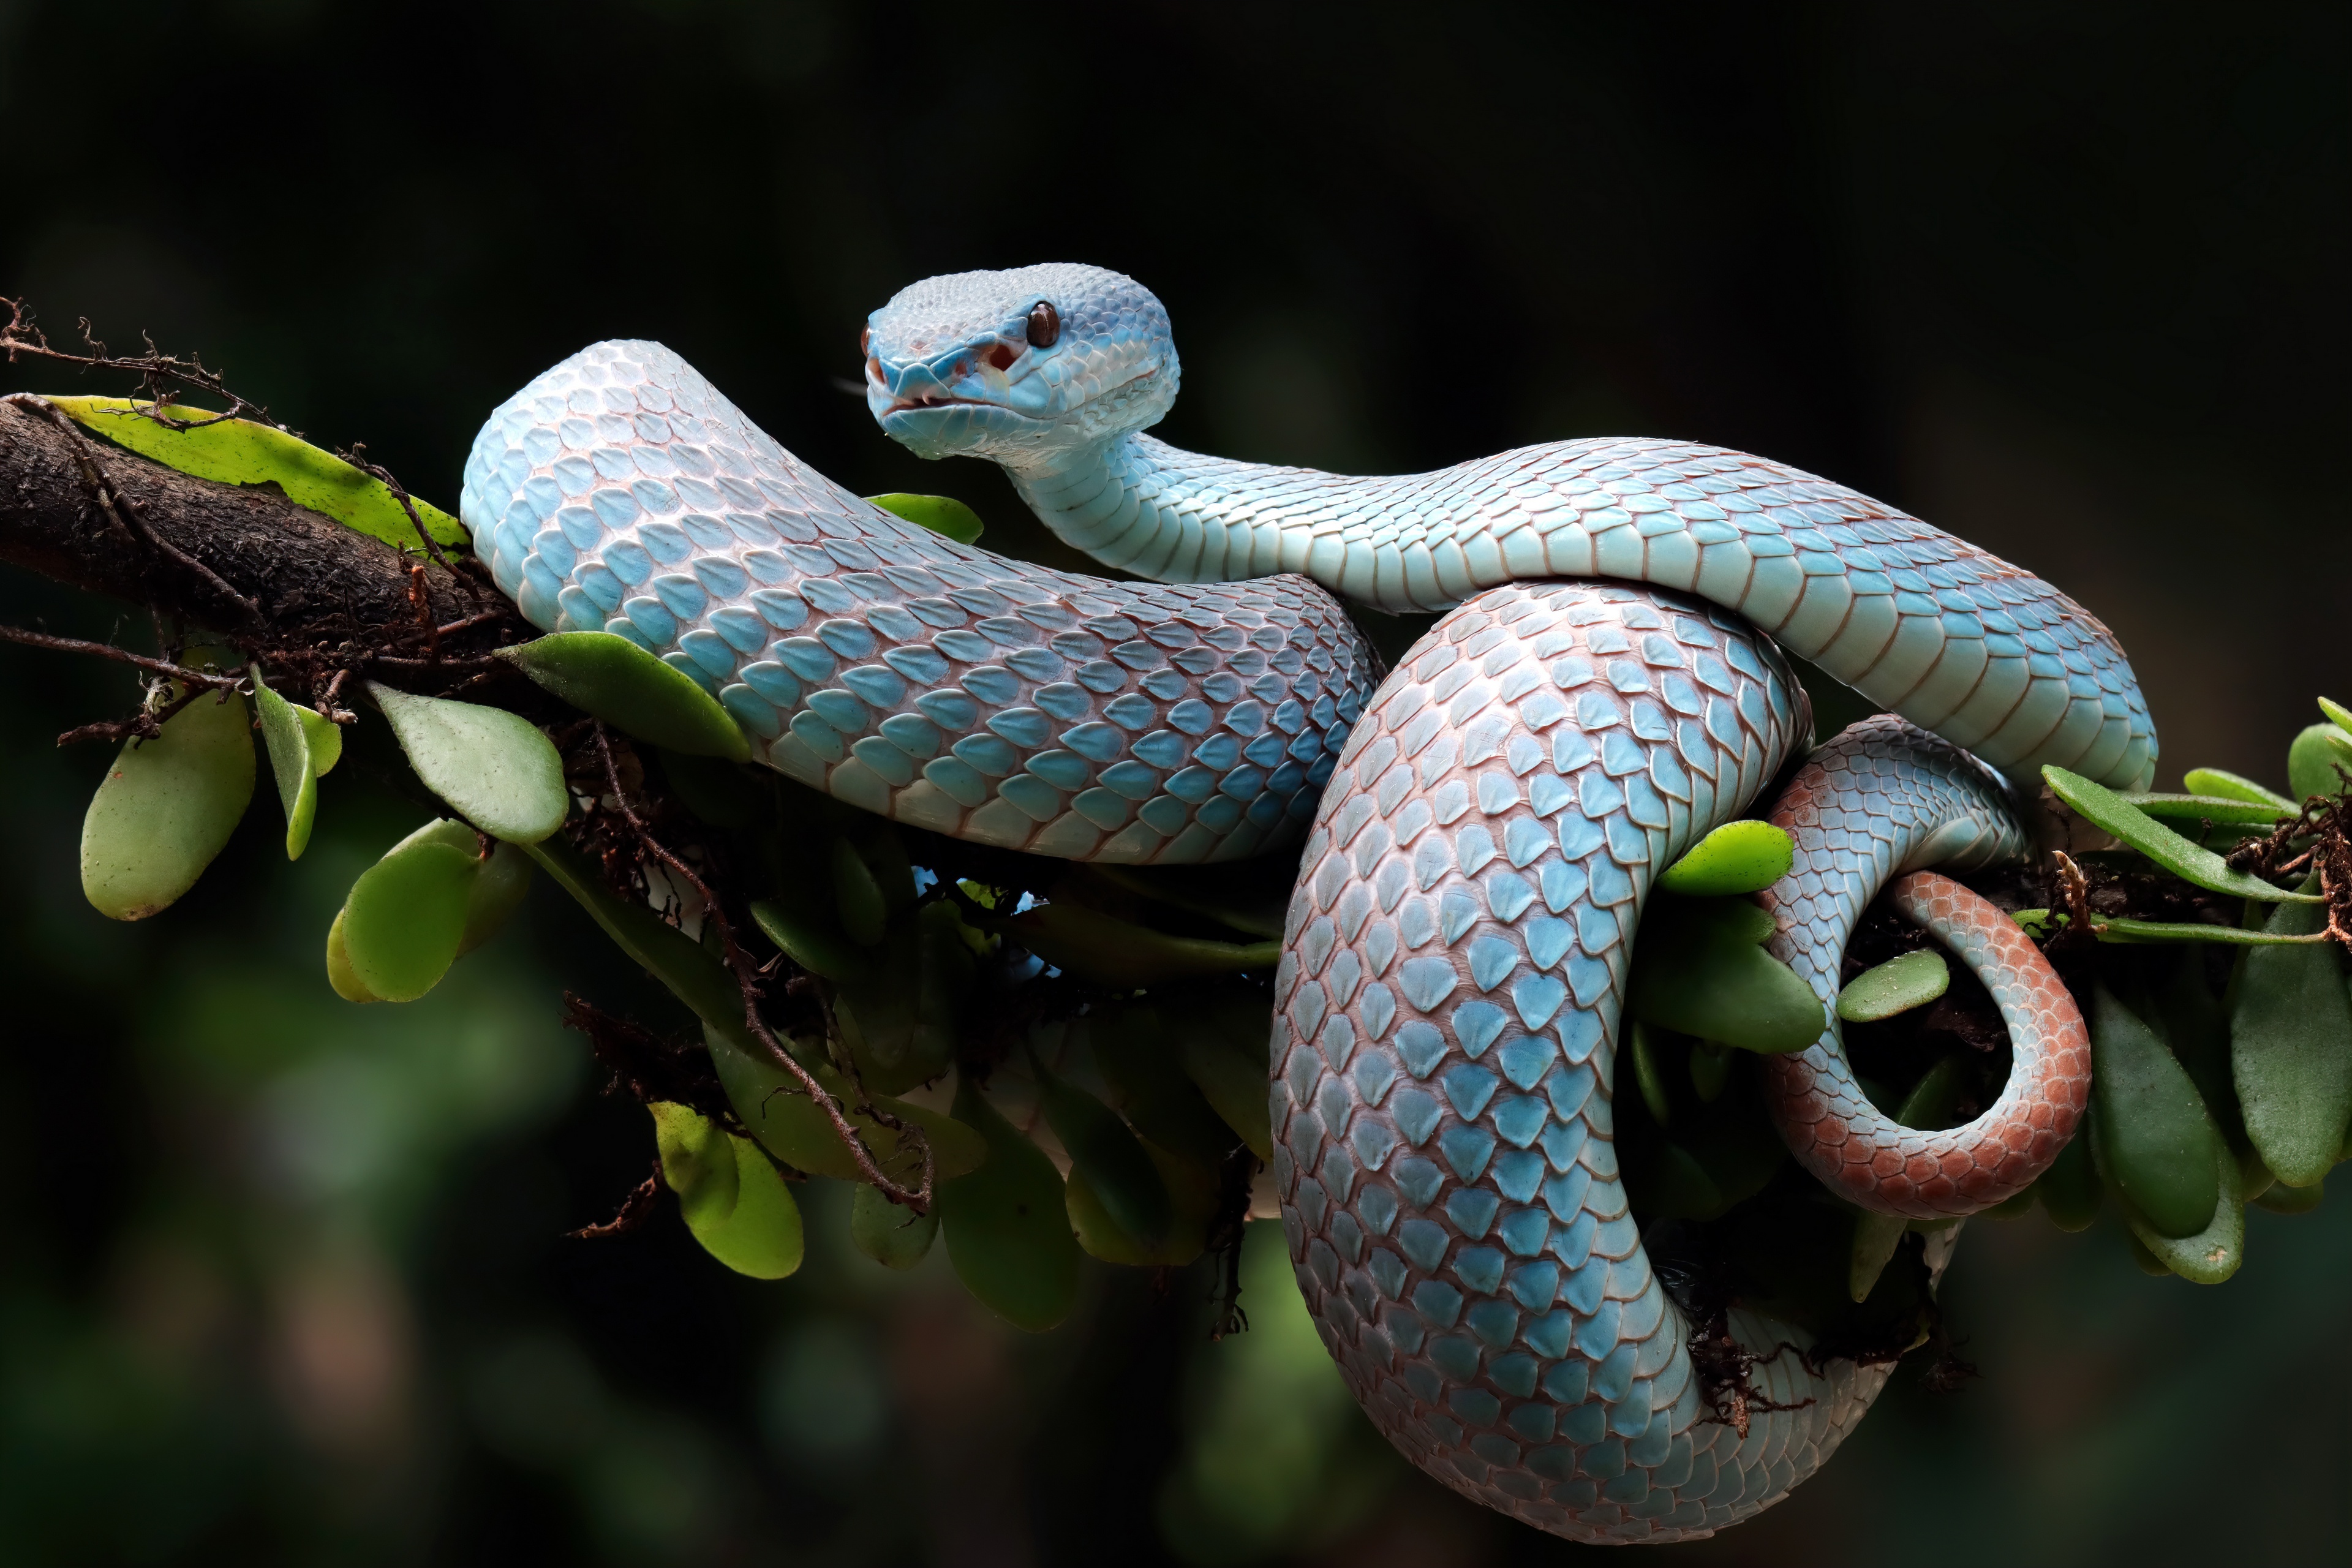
886,393 -> 992,413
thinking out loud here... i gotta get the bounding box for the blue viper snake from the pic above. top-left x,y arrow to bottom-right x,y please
461,263 -> 2148,1542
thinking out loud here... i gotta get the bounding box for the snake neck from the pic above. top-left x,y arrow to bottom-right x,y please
1003,431 -> 1406,595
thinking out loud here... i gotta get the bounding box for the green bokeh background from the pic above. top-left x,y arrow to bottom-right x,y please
0,3 -> 2345,1564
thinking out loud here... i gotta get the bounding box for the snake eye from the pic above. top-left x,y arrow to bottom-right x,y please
1025,300 -> 1060,349
859,326 -> 871,356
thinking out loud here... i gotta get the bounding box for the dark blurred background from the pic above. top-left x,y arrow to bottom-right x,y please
0,2 -> 2345,1564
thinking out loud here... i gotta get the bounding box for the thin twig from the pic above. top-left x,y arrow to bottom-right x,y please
347,441 -> 460,575
589,723 -> 935,1211
0,622 -> 244,687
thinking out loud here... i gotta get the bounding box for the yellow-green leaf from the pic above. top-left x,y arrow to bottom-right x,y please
297,705 -> 343,776
249,669 -> 317,859
651,1102 -> 804,1280
867,492 -> 985,545
51,396 -> 467,552
80,672 -> 255,921
340,834 -> 478,1002
1657,820 -> 1795,896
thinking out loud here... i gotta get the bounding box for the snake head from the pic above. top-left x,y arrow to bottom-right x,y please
863,262 -> 1178,467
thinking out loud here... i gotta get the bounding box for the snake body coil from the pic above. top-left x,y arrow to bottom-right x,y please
461,262 -> 2144,1543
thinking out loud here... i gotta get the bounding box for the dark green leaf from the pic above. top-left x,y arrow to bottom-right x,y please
1627,895 -> 1823,1054
2230,889 -> 2352,1187
938,1082 -> 1079,1332
850,1181 -> 940,1268
996,902 -> 1280,986
1036,1061 -> 1169,1248
497,631 -> 752,761
2089,981 -> 2222,1238
2042,766 -> 2318,903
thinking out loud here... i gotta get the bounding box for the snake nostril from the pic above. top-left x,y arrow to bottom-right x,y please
982,342 -> 1018,373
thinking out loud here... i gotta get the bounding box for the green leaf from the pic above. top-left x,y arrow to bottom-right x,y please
2038,1126 -> 2101,1232
938,1082 -> 1080,1332
1090,862 -> 1289,938
831,837 -> 889,946
1174,997 -> 1275,1160
2116,792 -> 2293,826
1630,1020 -> 1676,1126
2090,914 -> 2327,945
51,396 -> 467,552
1836,949 -> 1950,1022
830,902 -> 973,1093
2320,696 -> 2352,736
867,492 -> 985,545
2230,889 -> 2352,1188
2252,1175 -> 2324,1215
1687,1039 -> 1733,1104
2096,1127 -> 2245,1284
339,833 -> 479,1002
1656,820 -> 1795,896
249,670 -> 317,859
325,907 -> 379,1003
80,668 -> 255,921
1088,1003 -> 1247,1167
2179,767 -> 2293,810
996,902 -> 1281,986
1625,1139 -> 1722,1223
748,895 -> 871,982
2286,722 -> 2352,802
850,1182 -> 940,1268
703,1024 -> 984,1183
650,1102 -> 804,1280
497,631 -> 752,762
1036,1060 -> 1170,1248
2089,981 -> 2222,1238
1068,1140 -> 1218,1267
459,840 -> 533,956
654,749 -> 768,829
370,682 -> 567,842
1627,895 -> 1825,1054
2042,766 -> 2319,903
295,704 -> 342,776
521,833 -> 743,1029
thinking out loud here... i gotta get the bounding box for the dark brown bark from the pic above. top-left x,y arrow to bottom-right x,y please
0,396 -> 511,636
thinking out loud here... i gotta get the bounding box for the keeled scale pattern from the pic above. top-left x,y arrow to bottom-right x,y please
1272,578 -> 1887,1543
1758,721 -> 2091,1217
1010,430 -> 2155,791
460,342 -> 1376,864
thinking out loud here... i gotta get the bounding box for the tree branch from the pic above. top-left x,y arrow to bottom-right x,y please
0,395 -> 511,638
